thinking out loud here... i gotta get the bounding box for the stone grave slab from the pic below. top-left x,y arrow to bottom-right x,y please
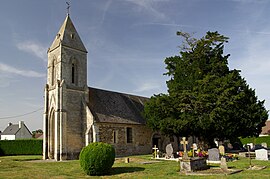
180,157 -> 208,172
255,148 -> 269,161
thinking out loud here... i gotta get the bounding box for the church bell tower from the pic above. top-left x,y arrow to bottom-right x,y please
43,14 -> 88,160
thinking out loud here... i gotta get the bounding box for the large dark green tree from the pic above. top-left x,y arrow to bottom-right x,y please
144,31 -> 268,146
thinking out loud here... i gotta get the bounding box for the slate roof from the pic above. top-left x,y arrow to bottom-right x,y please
88,87 -> 149,125
1,124 -> 20,135
48,15 -> 87,53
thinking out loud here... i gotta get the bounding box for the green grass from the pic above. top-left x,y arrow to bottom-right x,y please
0,155 -> 270,178
240,135 -> 270,147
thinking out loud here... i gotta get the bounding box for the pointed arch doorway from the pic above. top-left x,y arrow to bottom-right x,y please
48,110 -> 55,159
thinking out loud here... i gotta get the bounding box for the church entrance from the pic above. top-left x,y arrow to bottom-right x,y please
48,111 -> 55,159
152,133 -> 161,148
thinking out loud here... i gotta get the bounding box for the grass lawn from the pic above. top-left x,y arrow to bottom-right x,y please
0,155 -> 270,178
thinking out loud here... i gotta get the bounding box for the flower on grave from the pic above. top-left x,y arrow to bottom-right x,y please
222,153 -> 238,161
178,151 -> 183,157
196,149 -> 208,157
187,150 -> 193,157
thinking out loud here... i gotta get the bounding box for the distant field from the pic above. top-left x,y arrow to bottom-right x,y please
240,135 -> 270,146
0,155 -> 270,178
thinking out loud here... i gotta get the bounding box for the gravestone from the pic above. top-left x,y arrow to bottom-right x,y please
180,157 -> 208,172
152,145 -> 158,159
219,145 -> 225,156
208,148 -> 220,161
181,137 -> 189,159
165,143 -> 174,158
156,150 -> 160,158
180,138 -> 208,172
227,143 -> 233,150
255,148 -> 269,161
261,142 -> 267,149
247,143 -> 254,150
192,143 -> 197,157
220,157 -> 228,172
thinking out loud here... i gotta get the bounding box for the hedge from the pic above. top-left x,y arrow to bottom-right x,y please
0,139 -> 42,156
240,135 -> 270,147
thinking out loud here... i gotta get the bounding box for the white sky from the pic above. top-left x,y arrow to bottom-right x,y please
0,0 -> 269,131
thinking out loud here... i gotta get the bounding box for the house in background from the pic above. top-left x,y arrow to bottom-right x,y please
33,132 -> 43,139
0,121 -> 32,140
260,120 -> 270,136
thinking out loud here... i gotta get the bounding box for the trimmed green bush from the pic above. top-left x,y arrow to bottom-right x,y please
0,139 -> 42,156
79,142 -> 115,176
240,136 -> 270,147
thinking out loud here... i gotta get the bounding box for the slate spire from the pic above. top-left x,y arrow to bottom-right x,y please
48,15 -> 87,53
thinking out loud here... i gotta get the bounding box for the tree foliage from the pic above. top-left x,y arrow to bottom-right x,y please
144,31 -> 268,145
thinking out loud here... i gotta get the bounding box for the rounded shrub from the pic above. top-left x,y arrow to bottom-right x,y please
79,142 -> 115,176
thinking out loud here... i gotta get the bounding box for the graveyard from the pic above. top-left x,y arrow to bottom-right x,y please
0,154 -> 270,178
149,136 -> 270,175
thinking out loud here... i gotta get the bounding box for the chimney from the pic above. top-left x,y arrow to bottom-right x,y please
19,121 -> 24,128
8,122 -> 12,126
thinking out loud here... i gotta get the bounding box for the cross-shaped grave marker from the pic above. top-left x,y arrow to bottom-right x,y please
152,145 -> 158,159
181,137 -> 189,159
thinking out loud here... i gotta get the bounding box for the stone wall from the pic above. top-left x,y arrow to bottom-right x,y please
97,123 -> 154,156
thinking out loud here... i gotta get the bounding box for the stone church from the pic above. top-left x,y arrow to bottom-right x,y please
43,14 -> 177,160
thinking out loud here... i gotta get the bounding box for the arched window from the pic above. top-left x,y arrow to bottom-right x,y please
70,58 -> 78,86
72,63 -> 75,84
52,60 -> 56,85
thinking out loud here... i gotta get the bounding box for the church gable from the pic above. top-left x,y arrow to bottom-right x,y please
88,87 -> 149,125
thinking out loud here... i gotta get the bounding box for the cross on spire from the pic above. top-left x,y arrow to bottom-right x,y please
66,2 -> 71,16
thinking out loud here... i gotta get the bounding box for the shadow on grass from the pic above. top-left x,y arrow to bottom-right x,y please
110,166 -> 145,175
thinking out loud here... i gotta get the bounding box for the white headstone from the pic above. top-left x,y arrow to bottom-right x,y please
261,142 -> 267,149
192,143 -> 198,151
247,143 -> 254,149
255,148 -> 269,161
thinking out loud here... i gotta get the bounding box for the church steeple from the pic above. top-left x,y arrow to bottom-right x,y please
44,13 -> 89,161
48,15 -> 87,53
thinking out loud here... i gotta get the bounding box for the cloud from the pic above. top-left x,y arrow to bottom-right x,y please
126,0 -> 168,20
0,63 -> 45,78
16,41 -> 47,61
133,82 -> 161,93
237,35 -> 270,76
100,0 -> 112,25
230,0 -> 267,3
132,78 -> 168,97
0,73 -> 12,87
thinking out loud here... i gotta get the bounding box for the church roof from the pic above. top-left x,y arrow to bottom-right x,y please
48,15 -> 87,53
88,87 -> 149,125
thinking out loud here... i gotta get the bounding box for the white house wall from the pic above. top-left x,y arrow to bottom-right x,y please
1,135 -> 15,140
